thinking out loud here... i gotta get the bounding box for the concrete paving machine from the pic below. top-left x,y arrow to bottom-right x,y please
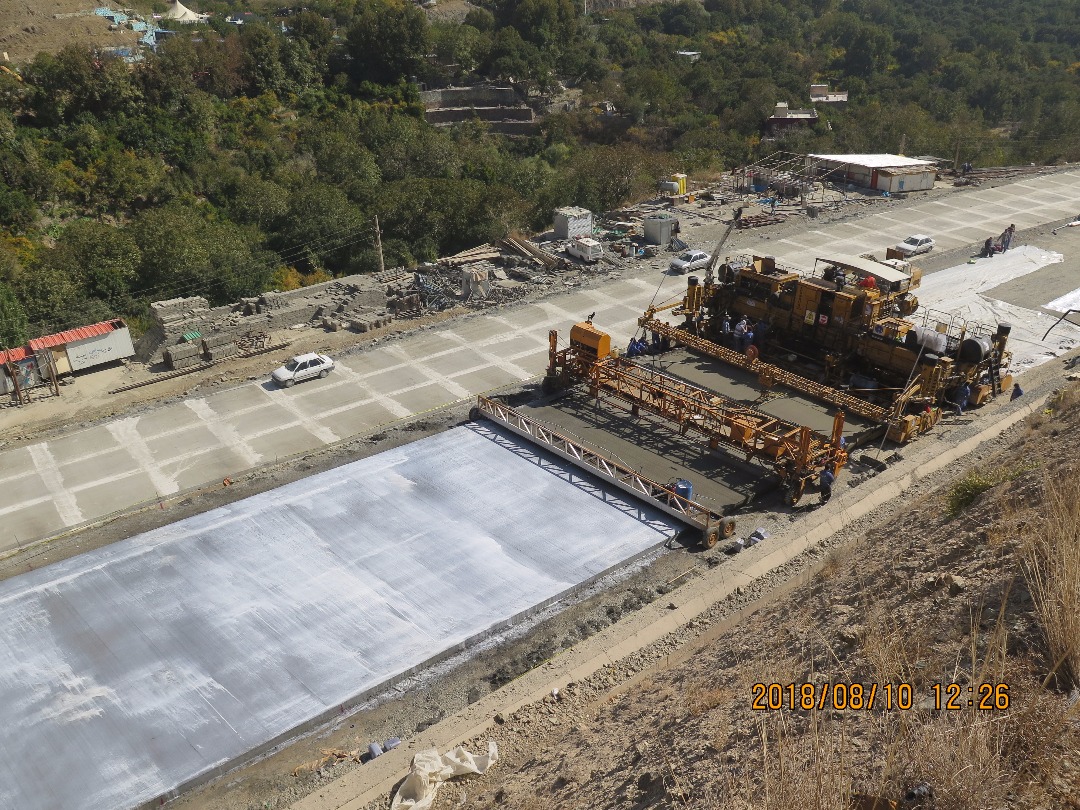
639,254 -> 1013,443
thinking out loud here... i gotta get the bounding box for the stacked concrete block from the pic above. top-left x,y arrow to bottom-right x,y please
351,315 -> 393,333
164,340 -> 203,370
206,344 -> 238,361
201,332 -> 238,361
389,293 -> 422,313
201,332 -> 235,352
142,273 -> 397,364
151,297 -> 211,326
171,355 -> 206,370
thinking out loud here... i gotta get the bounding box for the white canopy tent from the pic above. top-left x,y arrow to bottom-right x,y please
162,0 -> 208,23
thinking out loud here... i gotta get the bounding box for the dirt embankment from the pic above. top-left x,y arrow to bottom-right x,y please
0,1 -> 141,64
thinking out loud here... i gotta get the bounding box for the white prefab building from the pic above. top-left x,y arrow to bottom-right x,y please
643,213 -> 680,245
808,154 -> 937,193
553,207 -> 594,239
29,318 -> 135,374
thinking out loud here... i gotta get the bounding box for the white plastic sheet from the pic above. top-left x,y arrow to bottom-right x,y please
391,741 -> 500,810
914,245 -> 1079,372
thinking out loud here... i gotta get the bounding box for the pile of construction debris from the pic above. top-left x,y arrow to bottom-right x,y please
950,164 -> 1063,186
398,234 -> 600,312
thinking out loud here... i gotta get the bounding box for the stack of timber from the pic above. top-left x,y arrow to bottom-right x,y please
500,235 -> 564,270
441,244 -> 501,267
736,212 -> 789,229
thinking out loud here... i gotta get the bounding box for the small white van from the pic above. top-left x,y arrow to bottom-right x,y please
566,236 -> 603,263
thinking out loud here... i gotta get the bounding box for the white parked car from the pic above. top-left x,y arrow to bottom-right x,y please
272,353 -> 335,387
668,249 -> 710,274
894,234 -> 934,257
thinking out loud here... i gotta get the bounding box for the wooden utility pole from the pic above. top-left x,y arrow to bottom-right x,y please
953,142 -> 961,173
43,351 -> 59,397
374,215 -> 385,275
898,133 -> 906,155
5,359 -> 24,406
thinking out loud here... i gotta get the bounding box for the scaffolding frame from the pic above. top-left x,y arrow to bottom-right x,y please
735,151 -> 886,204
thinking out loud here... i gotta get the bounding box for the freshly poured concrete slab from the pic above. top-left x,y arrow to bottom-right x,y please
647,351 -> 878,437
524,391 -> 771,511
0,426 -> 676,810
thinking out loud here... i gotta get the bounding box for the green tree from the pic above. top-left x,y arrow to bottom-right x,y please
45,220 -> 141,311
0,182 -> 38,234
278,183 -> 368,273
464,7 -> 495,32
25,46 -> 143,126
290,10 -> 335,68
132,204 -> 276,304
346,0 -> 429,86
511,0 -> 578,51
241,24 -> 287,96
90,147 -> 167,214
226,174 -> 290,230
0,281 -> 28,348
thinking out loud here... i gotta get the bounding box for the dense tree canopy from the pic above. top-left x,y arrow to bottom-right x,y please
0,0 -> 1077,342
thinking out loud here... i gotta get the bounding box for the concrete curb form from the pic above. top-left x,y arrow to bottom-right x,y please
290,393 -> 1048,810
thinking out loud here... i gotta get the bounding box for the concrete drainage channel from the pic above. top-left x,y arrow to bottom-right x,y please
289,368 -> 1061,810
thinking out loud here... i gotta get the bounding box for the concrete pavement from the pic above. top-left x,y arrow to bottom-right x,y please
2,170 -> 1079,552
0,425 -> 677,810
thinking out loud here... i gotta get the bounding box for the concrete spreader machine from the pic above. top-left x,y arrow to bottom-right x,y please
472,321 -> 850,546
640,254 -> 1014,443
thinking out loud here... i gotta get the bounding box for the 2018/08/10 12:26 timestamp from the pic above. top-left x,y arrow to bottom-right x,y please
751,682 -> 1011,711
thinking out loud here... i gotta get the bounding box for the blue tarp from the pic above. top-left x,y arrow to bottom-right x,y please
95,7 -> 162,52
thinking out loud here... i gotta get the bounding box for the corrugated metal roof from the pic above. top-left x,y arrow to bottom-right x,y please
28,319 -> 124,351
809,154 -> 933,169
0,347 -> 28,364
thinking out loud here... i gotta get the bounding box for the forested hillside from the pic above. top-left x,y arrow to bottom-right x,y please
0,0 -> 1077,345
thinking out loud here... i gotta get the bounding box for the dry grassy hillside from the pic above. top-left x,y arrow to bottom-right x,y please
0,0 -> 141,64
419,385 -> 1080,810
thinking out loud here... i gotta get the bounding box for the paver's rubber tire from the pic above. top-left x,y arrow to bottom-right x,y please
283,379 -> 294,388
721,517 -> 736,538
469,406 -> 482,422
319,369 -> 329,378
702,527 -> 720,549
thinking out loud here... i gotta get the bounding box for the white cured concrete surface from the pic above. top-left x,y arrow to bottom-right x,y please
2,170 -> 1080,550
912,245 -> 1080,372
0,425 -> 676,810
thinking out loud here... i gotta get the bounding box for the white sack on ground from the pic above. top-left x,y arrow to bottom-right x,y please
391,741 -> 499,810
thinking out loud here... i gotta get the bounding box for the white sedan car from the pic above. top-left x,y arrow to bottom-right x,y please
668,250 -> 710,274
894,234 -> 935,257
271,353 -> 335,387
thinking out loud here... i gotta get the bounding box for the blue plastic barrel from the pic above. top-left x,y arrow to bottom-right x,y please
674,479 -> 693,500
